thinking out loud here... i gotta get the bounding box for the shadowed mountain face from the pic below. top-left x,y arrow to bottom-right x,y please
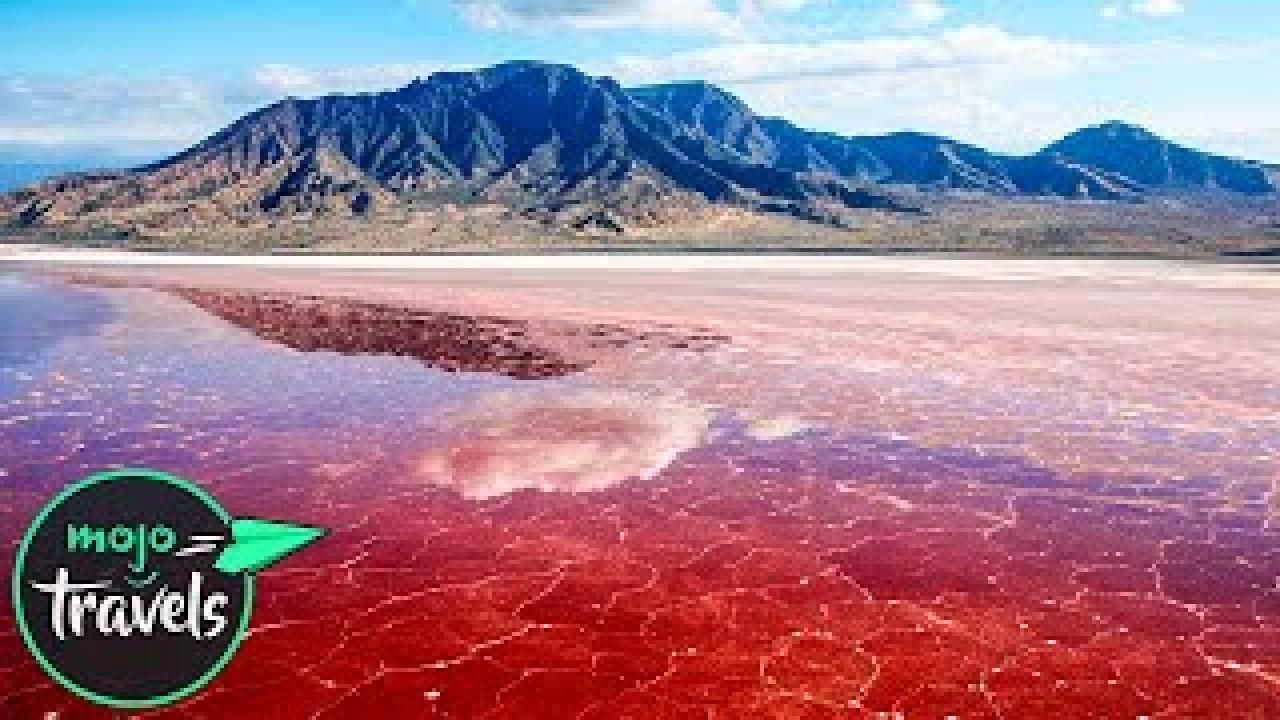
632,82 -> 1271,200
1041,121 -> 1275,194
0,62 -> 904,234
1,61 -> 1275,237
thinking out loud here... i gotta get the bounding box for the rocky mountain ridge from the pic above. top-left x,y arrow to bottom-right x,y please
1,61 -> 1275,243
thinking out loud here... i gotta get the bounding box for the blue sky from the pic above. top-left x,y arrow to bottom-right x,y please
2,0 -> 1277,160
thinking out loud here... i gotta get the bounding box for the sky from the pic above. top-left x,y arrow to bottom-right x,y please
1,0 -> 1278,161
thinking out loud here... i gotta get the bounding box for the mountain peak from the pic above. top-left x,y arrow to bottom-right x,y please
481,59 -> 585,78
1100,119 -> 1147,131
1061,120 -> 1161,144
403,60 -> 599,96
1041,121 -> 1272,193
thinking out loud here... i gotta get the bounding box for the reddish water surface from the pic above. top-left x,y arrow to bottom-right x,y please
2,261 -> 1280,718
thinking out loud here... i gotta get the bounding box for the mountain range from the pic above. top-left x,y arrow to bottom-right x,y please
1,61 -> 1276,244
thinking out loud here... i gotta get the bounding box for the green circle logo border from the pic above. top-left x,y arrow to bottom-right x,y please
11,468 -> 255,710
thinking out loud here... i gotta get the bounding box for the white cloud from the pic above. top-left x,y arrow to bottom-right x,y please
1104,0 -> 1185,20
0,74 -> 234,149
251,63 -> 447,96
448,1 -> 952,38
600,27 -> 1277,159
597,26 -> 1130,155
747,0 -> 815,10
416,390 -> 711,500
603,26 -> 1111,85
449,0 -> 832,36
896,0 -> 947,29
452,0 -> 738,34
1206,128 -> 1280,164
0,63 -> 448,151
1132,0 -> 1185,16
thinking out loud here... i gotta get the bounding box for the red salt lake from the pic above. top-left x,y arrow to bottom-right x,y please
2,257 -> 1280,718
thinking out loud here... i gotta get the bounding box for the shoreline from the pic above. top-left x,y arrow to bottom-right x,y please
3,245 -> 1278,288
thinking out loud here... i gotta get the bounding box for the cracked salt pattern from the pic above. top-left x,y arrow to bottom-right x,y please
2,262 -> 1280,718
